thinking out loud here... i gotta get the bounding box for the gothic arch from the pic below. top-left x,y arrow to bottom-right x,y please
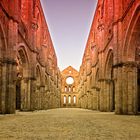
15,44 -> 31,110
35,6 -> 43,49
104,49 -> 115,111
16,44 -> 30,78
104,49 -> 113,79
0,21 -> 7,57
123,4 -> 140,61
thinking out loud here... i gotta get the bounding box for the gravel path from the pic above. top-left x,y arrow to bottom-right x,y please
0,108 -> 140,140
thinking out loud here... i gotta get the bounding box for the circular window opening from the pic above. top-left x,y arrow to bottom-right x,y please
66,77 -> 74,85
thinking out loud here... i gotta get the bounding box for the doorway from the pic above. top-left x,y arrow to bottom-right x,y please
16,81 -> 21,110
137,69 -> 140,112
111,68 -> 115,111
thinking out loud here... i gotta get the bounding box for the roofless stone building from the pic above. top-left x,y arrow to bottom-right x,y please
0,0 -> 61,114
78,0 -> 140,115
0,0 -> 140,115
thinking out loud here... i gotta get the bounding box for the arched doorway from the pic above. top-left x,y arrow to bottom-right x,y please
137,69 -> 140,112
68,95 -> 71,104
16,77 -> 21,110
16,47 -> 29,110
135,16 -> 140,112
131,16 -> 140,113
73,96 -> 76,104
122,6 -> 140,114
0,22 -> 7,113
64,96 -> 66,104
105,50 -> 115,111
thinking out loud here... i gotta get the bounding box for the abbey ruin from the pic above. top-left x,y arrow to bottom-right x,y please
0,0 -> 140,115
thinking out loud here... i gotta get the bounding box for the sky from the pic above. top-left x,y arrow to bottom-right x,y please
40,0 -> 97,71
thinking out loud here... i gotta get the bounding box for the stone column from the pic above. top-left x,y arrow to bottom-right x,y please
99,80 -> 105,111
1,63 -> 7,114
30,78 -> 36,111
87,91 -> 93,109
4,60 -> 17,114
115,67 -> 123,114
92,88 -> 97,110
40,86 -> 45,110
123,64 -> 137,114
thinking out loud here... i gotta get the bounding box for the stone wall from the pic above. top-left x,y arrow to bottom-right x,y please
61,66 -> 79,108
0,0 -> 61,114
78,0 -> 140,115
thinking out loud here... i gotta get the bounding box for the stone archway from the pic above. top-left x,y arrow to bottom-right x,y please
0,22 -> 7,114
35,65 -> 42,109
16,78 -> 21,110
121,6 -> 140,114
16,47 -> 29,111
137,69 -> 140,112
105,50 -> 115,111
135,16 -> 140,112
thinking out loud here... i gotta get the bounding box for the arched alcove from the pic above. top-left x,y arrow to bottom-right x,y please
16,46 -> 29,110
122,5 -> 140,113
105,50 -> 115,111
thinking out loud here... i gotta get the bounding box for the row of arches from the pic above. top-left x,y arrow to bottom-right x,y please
78,1 -> 140,114
14,45 -> 60,111
63,95 -> 76,105
64,86 -> 75,92
0,0 -> 61,113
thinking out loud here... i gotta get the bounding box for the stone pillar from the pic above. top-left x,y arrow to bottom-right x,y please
115,67 -> 123,114
115,63 -> 137,114
122,64 -> 137,114
96,88 -> 100,111
99,80 -> 105,111
109,80 -> 114,111
1,63 -> 7,114
40,86 -> 45,110
87,91 -> 93,109
30,78 -> 36,111
4,60 -> 17,114
91,88 -> 97,110
20,78 -> 35,111
104,79 -> 114,112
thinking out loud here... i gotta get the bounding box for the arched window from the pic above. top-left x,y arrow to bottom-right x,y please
73,96 -> 76,104
68,96 -> 71,104
73,87 -> 75,92
65,86 -> 67,92
64,96 -> 66,104
69,87 -> 71,92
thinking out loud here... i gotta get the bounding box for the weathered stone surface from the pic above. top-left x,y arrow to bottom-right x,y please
78,0 -> 140,114
0,0 -> 61,114
61,66 -> 79,108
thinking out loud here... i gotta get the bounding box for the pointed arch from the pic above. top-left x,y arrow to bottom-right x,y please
104,49 -> 113,79
95,68 -> 99,84
68,95 -> 71,104
35,6 -> 43,49
0,21 -> 7,57
16,44 -> 30,78
73,95 -> 76,104
123,4 -> 140,61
